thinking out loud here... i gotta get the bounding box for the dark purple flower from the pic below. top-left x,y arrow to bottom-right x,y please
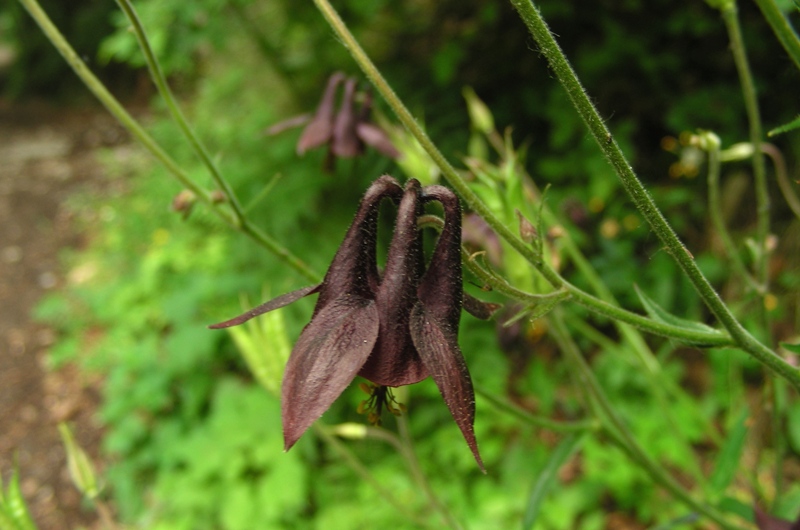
210,176 -> 494,470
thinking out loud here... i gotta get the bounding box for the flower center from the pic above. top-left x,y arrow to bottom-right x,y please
356,382 -> 407,426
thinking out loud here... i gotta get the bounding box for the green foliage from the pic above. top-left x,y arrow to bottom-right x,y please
21,0 -> 800,528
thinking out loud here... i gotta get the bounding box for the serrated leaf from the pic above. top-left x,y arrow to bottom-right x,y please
522,433 -> 585,530
634,285 -> 720,345
768,115 -> 800,137
709,408 -> 749,496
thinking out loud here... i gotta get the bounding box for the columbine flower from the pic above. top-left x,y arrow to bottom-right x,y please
210,175 -> 494,470
268,73 -> 399,165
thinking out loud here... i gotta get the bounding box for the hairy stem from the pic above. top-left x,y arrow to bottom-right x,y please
751,0 -> 800,72
507,0 -> 799,391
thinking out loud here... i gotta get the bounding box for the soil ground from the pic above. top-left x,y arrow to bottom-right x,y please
0,99 -> 128,529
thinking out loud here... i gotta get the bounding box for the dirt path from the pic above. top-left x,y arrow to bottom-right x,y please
0,100 -> 127,529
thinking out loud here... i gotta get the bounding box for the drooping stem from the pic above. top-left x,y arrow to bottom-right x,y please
761,143 -> 800,221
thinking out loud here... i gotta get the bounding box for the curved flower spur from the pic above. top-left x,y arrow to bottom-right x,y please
209,176 -> 496,471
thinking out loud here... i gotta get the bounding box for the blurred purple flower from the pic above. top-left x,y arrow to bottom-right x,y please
267,73 -> 399,164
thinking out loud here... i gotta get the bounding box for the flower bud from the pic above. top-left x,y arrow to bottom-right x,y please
720,142 -> 755,162
463,87 -> 495,136
58,422 -> 100,500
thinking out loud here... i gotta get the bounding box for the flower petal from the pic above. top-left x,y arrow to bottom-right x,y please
282,297 -> 380,450
315,175 -> 402,307
410,303 -> 484,472
208,284 -> 321,329
359,179 -> 427,386
413,185 -> 484,471
356,122 -> 400,159
297,72 -> 345,154
331,78 -> 361,158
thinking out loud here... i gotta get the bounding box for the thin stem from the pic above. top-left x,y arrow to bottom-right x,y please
506,0 -> 800,392
475,386 -> 599,433
548,310 -> 745,530
720,2 -> 771,297
17,0 -> 318,283
706,136 -> 762,292
115,0 -> 246,226
761,143 -> 800,221
394,397 -> 465,530
420,212 -> 732,346
751,0 -> 800,72
313,425 -> 437,529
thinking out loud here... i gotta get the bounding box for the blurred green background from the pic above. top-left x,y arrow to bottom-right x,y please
3,0 -> 800,528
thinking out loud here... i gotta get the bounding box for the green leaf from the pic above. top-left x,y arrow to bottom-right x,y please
522,433 -> 585,530
634,285 -> 720,346
768,115 -> 800,137
1,469 -> 36,530
708,407 -> 749,496
780,342 -> 800,354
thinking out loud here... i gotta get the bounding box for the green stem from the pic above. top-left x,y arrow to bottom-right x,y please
761,143 -> 800,221
507,0 -> 800,391
115,0 -> 246,226
356,425 -> 463,530
424,206 -> 732,347
720,2 -> 770,296
705,135 -> 762,292
751,0 -> 800,72
18,0 -> 317,283
548,311 -> 745,530
314,425 -> 437,529
395,394 -> 465,530
475,386 -> 599,433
